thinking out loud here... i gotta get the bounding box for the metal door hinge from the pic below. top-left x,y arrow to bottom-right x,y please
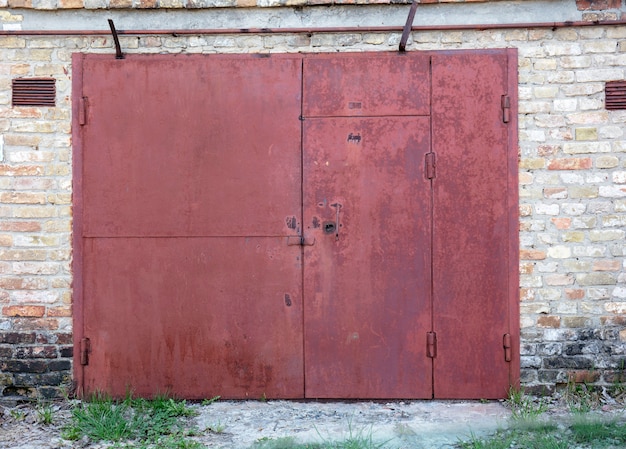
425,152 -> 436,179
80,337 -> 90,366
427,332 -> 437,358
501,95 -> 511,124
79,96 -> 88,126
503,333 -> 512,362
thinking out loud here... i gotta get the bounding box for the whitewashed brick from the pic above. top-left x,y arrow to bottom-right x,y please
576,68 -> 625,82
561,203 -> 587,215
553,99 -> 577,112
590,229 -> 626,241
583,41 -> 618,53
579,98 -> 604,111
599,185 -> 626,198
563,142 -> 611,154
612,287 -> 626,299
572,246 -> 607,257
567,111 -> 610,125
547,71 -> 575,83
589,288 -> 611,300
613,172 -> 626,184
559,56 -> 592,69
537,262 -> 558,273
535,204 -> 559,215
561,83 -> 604,96
599,126 -> 624,139
547,245 -> 571,258
543,43 -> 582,56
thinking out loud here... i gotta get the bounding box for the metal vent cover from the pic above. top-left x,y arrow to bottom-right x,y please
606,81 -> 626,110
12,78 -> 56,107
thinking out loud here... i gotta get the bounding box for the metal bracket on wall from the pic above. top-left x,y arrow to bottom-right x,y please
399,0 -> 418,52
108,19 -> 125,60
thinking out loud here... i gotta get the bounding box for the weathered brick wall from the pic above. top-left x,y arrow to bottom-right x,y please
0,34 -> 74,398
1,17 -> 626,398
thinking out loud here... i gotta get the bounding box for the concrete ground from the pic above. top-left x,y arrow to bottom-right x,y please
194,400 -> 510,448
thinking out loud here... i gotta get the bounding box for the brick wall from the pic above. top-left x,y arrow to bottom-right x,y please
1,20 -> 626,397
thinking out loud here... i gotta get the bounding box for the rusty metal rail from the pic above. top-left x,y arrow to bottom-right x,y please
1,19 -> 626,36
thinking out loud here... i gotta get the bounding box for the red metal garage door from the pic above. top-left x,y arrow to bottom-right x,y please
73,54 -> 304,399
431,51 -> 519,399
73,50 -> 518,400
302,54 -> 433,398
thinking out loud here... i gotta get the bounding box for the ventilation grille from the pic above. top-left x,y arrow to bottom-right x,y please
606,81 -> 626,110
12,78 -> 56,107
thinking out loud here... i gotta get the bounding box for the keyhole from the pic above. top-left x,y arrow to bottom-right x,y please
323,222 -> 336,234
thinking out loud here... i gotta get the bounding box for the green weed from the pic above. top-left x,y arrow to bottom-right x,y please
506,386 -> 547,420
570,416 -> 626,445
207,420 -> 225,433
35,401 -> 54,425
61,392 -> 203,448
9,408 -> 26,421
201,395 -> 220,406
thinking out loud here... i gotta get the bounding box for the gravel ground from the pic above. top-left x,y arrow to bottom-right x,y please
2,394 -> 626,449
0,399 -> 510,449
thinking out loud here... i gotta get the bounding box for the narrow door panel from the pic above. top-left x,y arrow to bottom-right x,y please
303,117 -> 432,398
83,238 -> 303,399
303,53 -> 430,117
81,55 -> 302,238
431,51 -> 518,399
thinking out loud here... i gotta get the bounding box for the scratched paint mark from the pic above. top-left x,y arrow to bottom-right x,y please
348,102 -> 362,109
285,216 -> 297,230
347,133 -> 362,144
345,332 -> 359,344
311,216 -> 320,229
284,294 -> 292,307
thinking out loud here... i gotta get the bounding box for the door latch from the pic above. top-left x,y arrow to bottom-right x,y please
286,235 -> 315,246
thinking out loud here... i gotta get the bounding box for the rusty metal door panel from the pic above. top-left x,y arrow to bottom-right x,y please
431,51 -> 518,399
303,53 -> 430,117
82,237 -> 303,399
81,55 -> 302,238
303,116 -> 432,399
76,54 -> 304,399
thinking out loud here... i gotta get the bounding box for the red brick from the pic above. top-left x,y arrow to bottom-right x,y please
0,222 -> 41,232
0,192 -> 46,205
551,218 -> 571,230
2,305 -> 45,317
576,0 -> 621,10
593,260 -> 621,271
520,288 -> 535,302
12,318 -> 58,331
520,249 -> 547,260
601,316 -> 626,325
544,187 -> 568,199
7,0 -> 32,6
0,165 -> 44,176
58,0 -> 83,6
568,370 -> 601,384
520,262 -> 534,275
537,316 -> 561,328
47,306 -> 72,317
548,158 -> 592,170
565,289 -> 586,300
537,145 -> 560,157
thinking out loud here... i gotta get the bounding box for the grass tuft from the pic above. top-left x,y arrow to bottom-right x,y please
61,391 -> 202,448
